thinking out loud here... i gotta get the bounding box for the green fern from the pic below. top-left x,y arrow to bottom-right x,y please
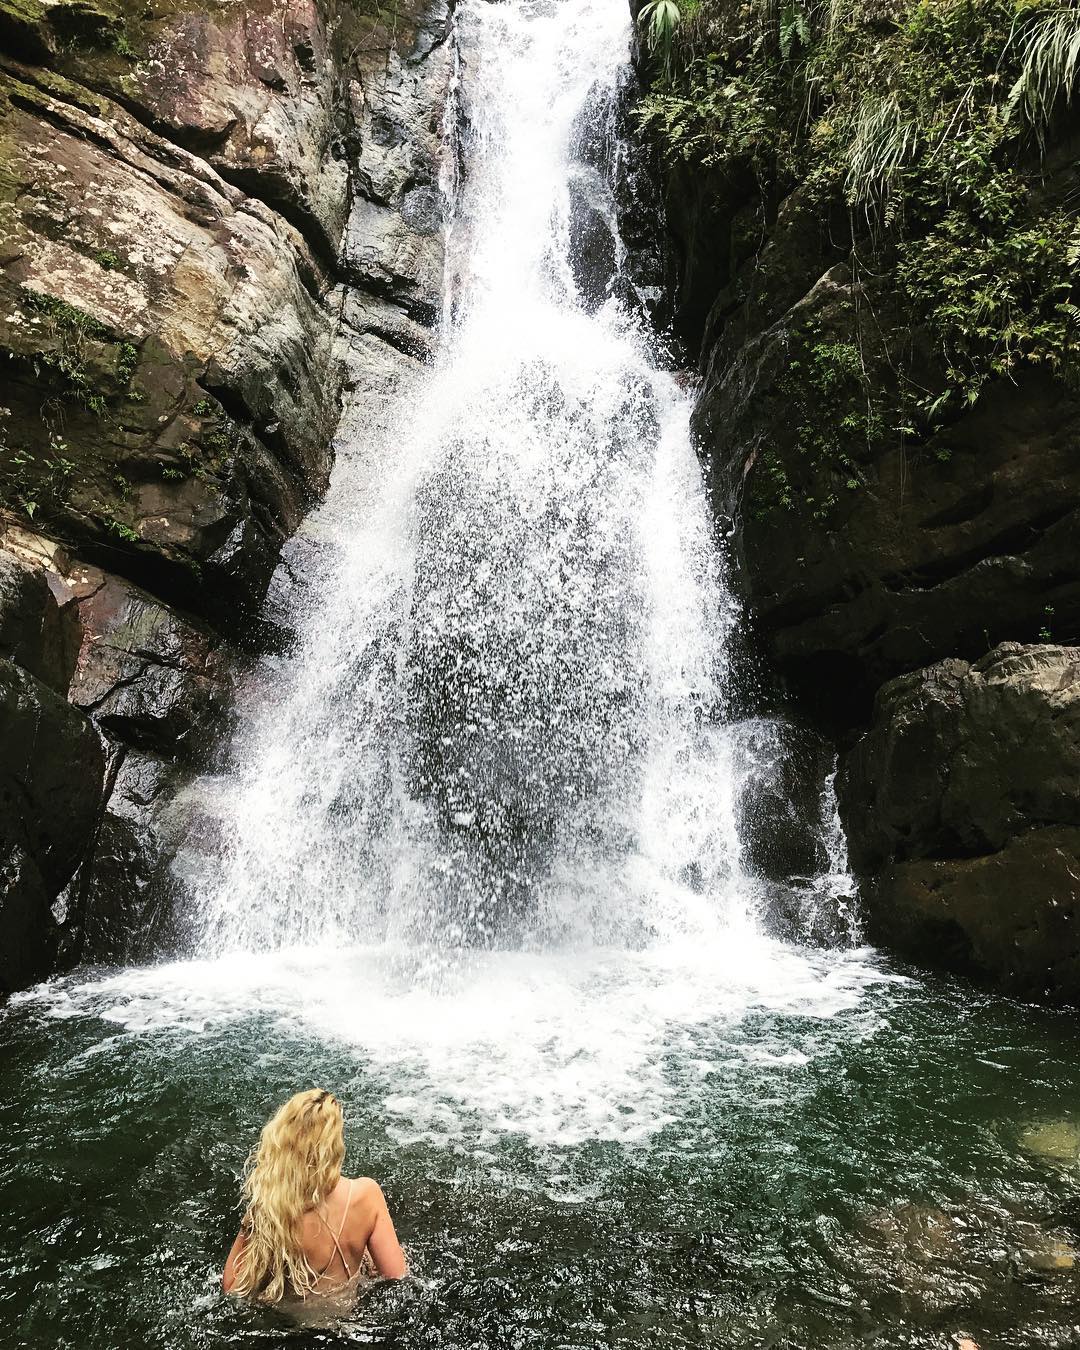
779,2 -> 810,60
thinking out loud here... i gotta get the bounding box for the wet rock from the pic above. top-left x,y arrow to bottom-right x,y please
838,643 -> 1080,1000
0,656 -> 104,992
716,362 -> 1080,725
568,167 -> 618,312
68,568 -> 232,761
863,829 -> 1080,998
0,546 -> 78,692
841,644 -> 1080,868
1003,1215 -> 1078,1280
341,19 -> 455,319
576,66 -> 668,324
1,526 -> 233,761
0,527 -> 232,966
65,749 -> 193,965
855,1203 -> 970,1317
126,0 -> 350,262
733,717 -> 837,883
1019,1121 -> 1080,1165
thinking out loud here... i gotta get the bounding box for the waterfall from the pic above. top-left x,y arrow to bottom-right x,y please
138,0 -> 881,1143
188,0 -> 765,960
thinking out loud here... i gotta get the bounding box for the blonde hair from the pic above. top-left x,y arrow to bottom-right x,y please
232,1088 -> 346,1302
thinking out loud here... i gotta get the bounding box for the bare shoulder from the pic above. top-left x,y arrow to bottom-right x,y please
339,1176 -> 385,1240
351,1176 -> 387,1206
342,1175 -> 387,1218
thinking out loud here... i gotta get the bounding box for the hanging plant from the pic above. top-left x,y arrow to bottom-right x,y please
638,0 -> 682,84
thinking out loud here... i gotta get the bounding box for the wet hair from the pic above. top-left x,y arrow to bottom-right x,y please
231,1088 -> 346,1302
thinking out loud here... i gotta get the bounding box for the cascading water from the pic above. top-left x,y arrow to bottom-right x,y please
186,0 -> 828,975
122,0 -> 882,1143
6,3 -> 1080,1346
191,0 -> 755,960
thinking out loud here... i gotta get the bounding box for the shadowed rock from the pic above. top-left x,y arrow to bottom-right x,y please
838,643 -> 1080,1000
0,657 -> 104,992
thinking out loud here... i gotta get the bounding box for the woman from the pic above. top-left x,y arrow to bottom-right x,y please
223,1088 -> 407,1302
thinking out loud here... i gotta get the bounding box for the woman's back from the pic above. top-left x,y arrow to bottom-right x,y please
298,1176 -> 405,1291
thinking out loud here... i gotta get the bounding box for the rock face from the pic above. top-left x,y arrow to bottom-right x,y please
0,0 -> 455,990
634,5 -> 1080,729
0,529 -> 229,968
634,1 -> 1080,998
0,547 -> 78,690
694,271 -> 1080,722
0,654 -> 104,992
838,645 -> 1080,999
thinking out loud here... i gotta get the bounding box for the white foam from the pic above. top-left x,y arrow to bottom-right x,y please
16,940 -> 899,1147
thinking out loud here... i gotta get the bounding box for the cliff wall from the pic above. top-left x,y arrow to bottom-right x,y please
0,0 -> 455,991
636,0 -> 1080,999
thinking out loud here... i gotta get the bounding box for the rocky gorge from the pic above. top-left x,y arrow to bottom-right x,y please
2,0 -> 1079,1010
0,0 -> 454,991
636,0 -> 1080,999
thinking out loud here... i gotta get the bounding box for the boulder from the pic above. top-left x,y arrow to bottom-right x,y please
0,656 -> 104,991
0,526 -> 231,966
63,749 -> 193,965
68,567 -> 232,761
0,546 -> 79,692
1,526 -> 233,759
839,643 -> 1080,1000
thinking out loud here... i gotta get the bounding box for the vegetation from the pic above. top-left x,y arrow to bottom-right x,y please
636,0 -> 1080,510
0,421 -> 76,521
1,291 -> 155,535
22,289 -> 112,416
758,325 -> 882,522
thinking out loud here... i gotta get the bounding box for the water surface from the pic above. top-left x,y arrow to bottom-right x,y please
3,949 -> 1080,1348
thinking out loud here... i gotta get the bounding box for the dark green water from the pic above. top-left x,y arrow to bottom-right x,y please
2,945 -> 1079,1350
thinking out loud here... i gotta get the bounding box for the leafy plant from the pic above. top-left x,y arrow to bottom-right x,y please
103,515 -> 140,543
1,433 -> 79,523
636,0 -> 1080,489
22,289 -> 114,415
843,92 -> 920,215
638,0 -> 682,83
779,2 -> 810,60
116,342 -> 138,384
1007,2 -> 1080,144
